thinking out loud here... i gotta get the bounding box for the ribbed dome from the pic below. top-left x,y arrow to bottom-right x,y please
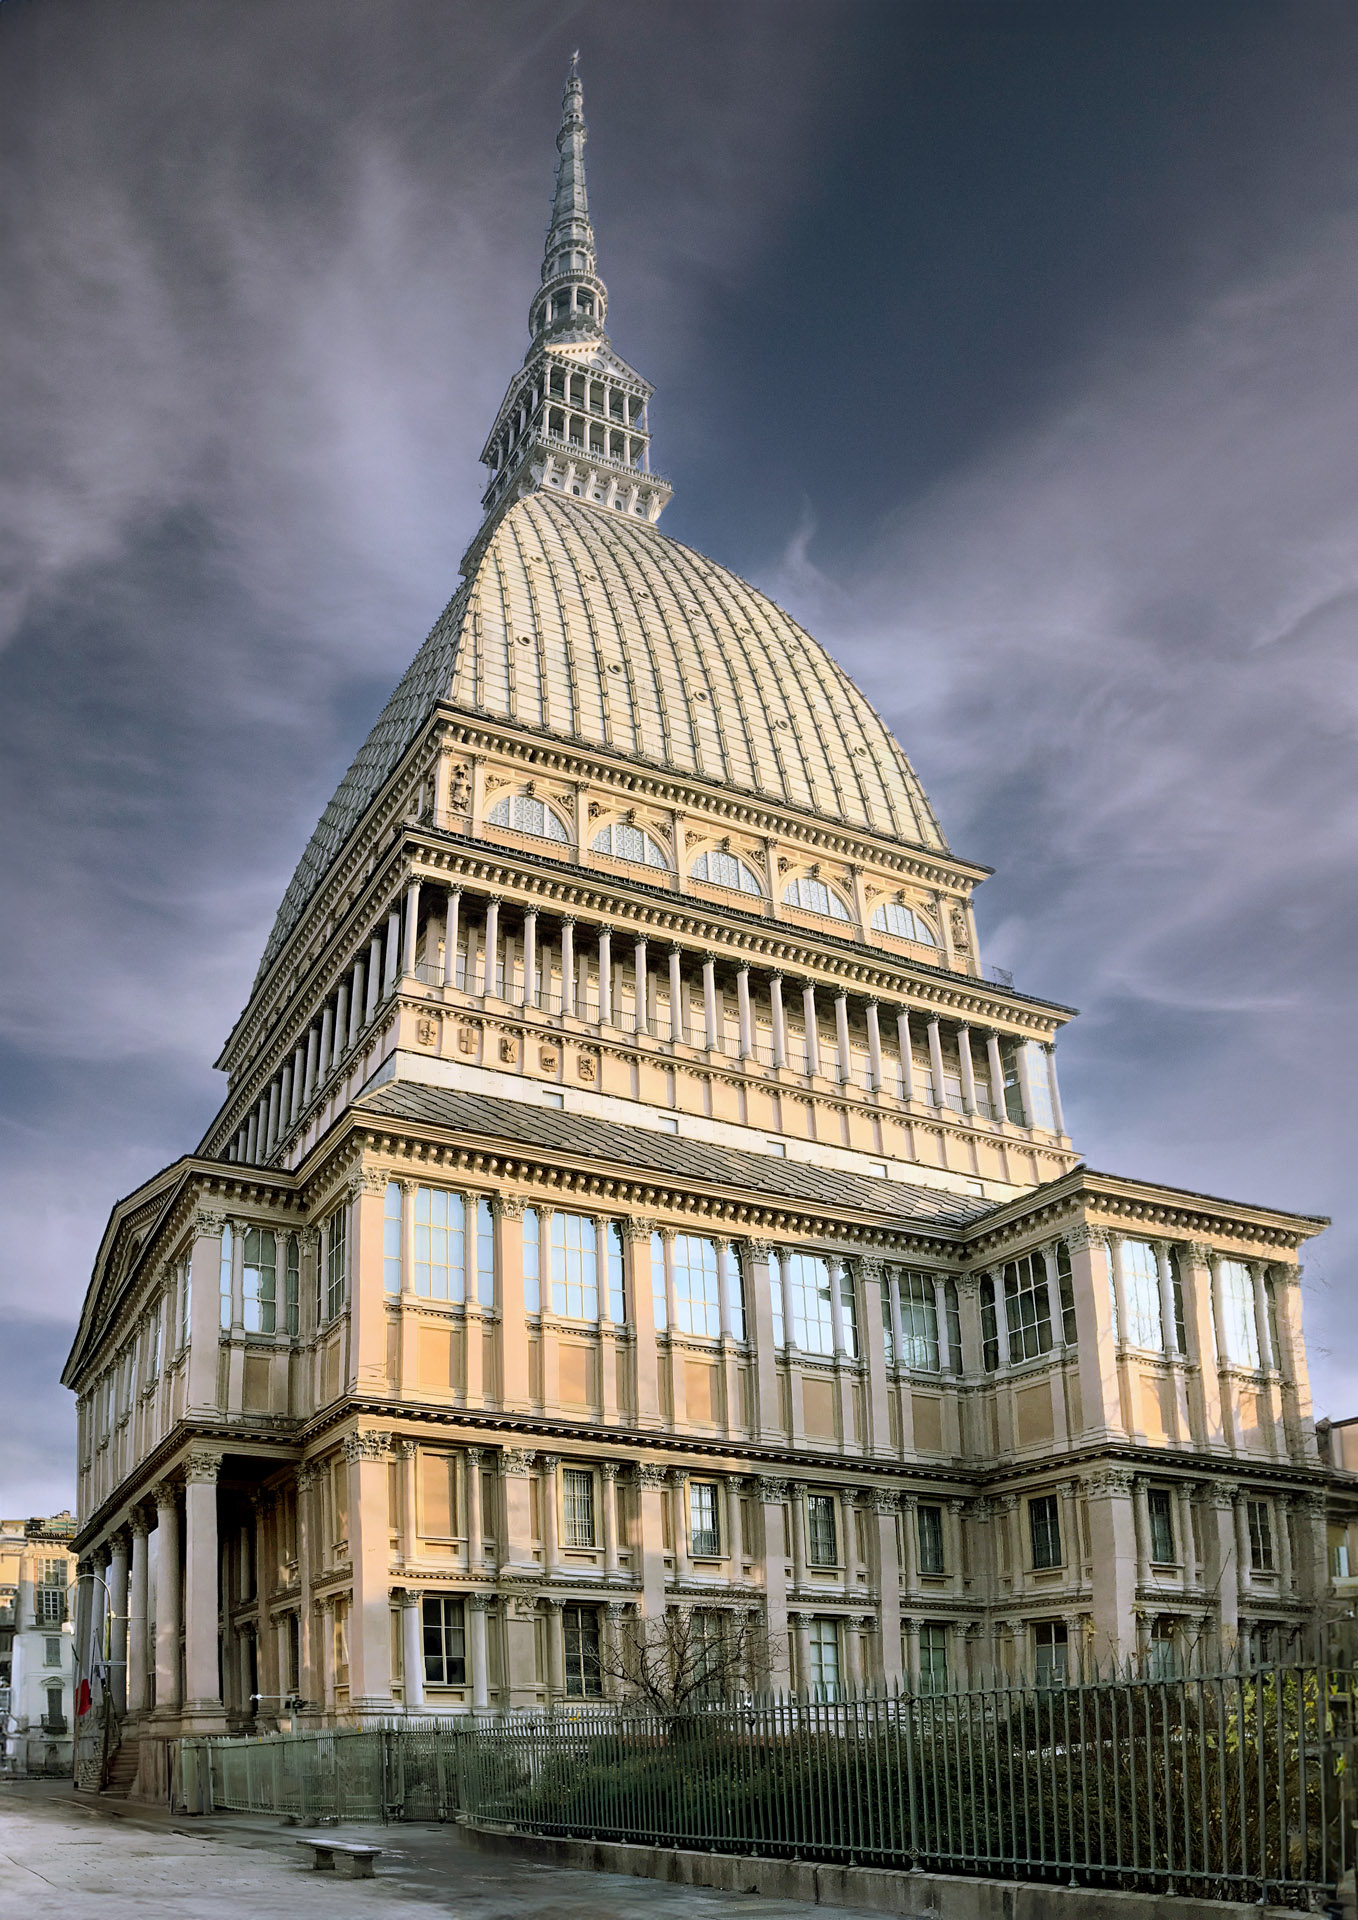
259,492 -> 946,979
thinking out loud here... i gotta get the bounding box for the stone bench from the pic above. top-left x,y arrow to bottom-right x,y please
296,1838 -> 382,1878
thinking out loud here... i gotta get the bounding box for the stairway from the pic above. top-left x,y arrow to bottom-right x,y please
102,1738 -> 139,1798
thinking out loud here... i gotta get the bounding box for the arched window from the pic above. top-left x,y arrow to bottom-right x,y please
592,821 -> 669,870
871,901 -> 936,944
783,877 -> 852,922
487,792 -> 569,843
690,849 -> 762,896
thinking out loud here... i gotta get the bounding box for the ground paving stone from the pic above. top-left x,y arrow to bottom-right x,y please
0,1780 -> 886,1919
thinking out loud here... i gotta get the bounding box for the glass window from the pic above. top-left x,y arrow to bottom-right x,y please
1055,1245 -> 1076,1345
487,792 -> 569,842
592,821 -> 668,868
896,1272 -> 940,1371
670,1235 -> 721,1336
1120,1240 -> 1164,1350
422,1594 -> 466,1685
38,1589 -> 64,1624
1029,1495 -> 1062,1570
607,1222 -> 626,1324
980,1277 -> 999,1372
474,1200 -> 495,1308
781,1252 -> 835,1356
917,1505 -> 945,1576
871,901 -> 935,944
562,1468 -> 595,1548
807,1493 -> 838,1567
325,1207 -> 348,1322
414,1187 -> 465,1302
1004,1254 -> 1053,1362
523,1208 -> 540,1312
1148,1620 -> 1178,1679
180,1259 -> 191,1350
1247,1501 -> 1274,1571
1148,1489 -> 1176,1564
550,1212 -> 598,1321
383,1182 -> 402,1295
146,1305 -> 161,1380
219,1223 -> 234,1331
39,1559 -> 65,1586
783,876 -> 852,921
1170,1249 -> 1188,1353
689,1481 -> 720,1557
690,849 -> 762,895
43,1636 -> 61,1667
1218,1261 -> 1260,1367
918,1622 -> 949,1694
1033,1619 -> 1068,1686
242,1227 -> 276,1334
651,1231 -> 667,1331
285,1236 -> 299,1337
722,1245 -> 744,1341
563,1603 -> 603,1697
880,1271 -> 895,1366
1021,1041 -> 1057,1131
807,1617 -> 840,1700
839,1266 -> 858,1358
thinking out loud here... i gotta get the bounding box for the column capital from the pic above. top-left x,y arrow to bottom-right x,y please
868,1490 -> 899,1516
493,1194 -> 527,1220
299,1226 -> 321,1253
499,1447 -> 535,1477
1065,1222 -> 1108,1254
634,1462 -> 669,1489
599,1459 -> 620,1481
537,1453 -> 560,1474
183,1451 -> 221,1485
193,1208 -> 226,1238
128,1510 -> 150,1538
395,1587 -> 423,1609
1082,1469 -> 1133,1498
468,1592 -> 494,1613
295,1461 -> 322,1492
756,1475 -> 789,1504
464,1444 -> 483,1466
622,1215 -> 656,1242
341,1430 -> 392,1463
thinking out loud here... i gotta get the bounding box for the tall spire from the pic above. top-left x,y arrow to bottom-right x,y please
470,57 -> 671,554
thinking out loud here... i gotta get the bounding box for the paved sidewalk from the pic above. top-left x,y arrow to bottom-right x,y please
0,1780 -> 885,1918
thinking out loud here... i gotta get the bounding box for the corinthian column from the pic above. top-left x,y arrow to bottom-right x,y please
182,1452 -> 224,1728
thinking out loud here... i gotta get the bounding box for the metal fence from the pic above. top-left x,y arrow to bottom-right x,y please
184,1655 -> 1358,1909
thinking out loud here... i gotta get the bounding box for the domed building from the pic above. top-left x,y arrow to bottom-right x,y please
64,61 -> 1346,1796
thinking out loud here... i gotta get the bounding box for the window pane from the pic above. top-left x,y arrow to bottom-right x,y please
475,1200 -> 495,1307
1148,1489 -> 1176,1564
415,1186 -> 465,1303
607,1223 -> 627,1324
1120,1240 -> 1163,1350
550,1211 -> 598,1322
563,1604 -> 602,1697
384,1182 -> 402,1295
219,1223 -> 233,1331
421,1594 -> 466,1685
917,1505 -> 945,1575
651,1231 -> 667,1331
721,1245 -> 744,1341
1219,1261 -> 1260,1367
242,1227 -> 276,1335
807,1494 -> 838,1566
672,1236 -> 721,1337
689,1482 -> 720,1556
562,1468 -> 595,1547
1029,1495 -> 1062,1569
1004,1254 -> 1053,1361
522,1208 -> 540,1312
918,1623 -> 948,1694
784,1252 -> 834,1356
897,1272 -> 939,1371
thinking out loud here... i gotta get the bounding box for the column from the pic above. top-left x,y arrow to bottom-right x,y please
603,1602 -> 628,1701
594,924 -> 610,1024
1044,1045 -> 1065,1134
789,1483 -> 807,1593
264,1077 -> 281,1154
1131,1476 -> 1151,1589
860,1260 -> 892,1459
834,992 -> 852,1084
245,1107 -> 260,1163
1276,1498 -> 1295,1594
758,1478 -> 791,1691
736,966 -> 753,1058
802,984 -> 821,1076
1180,1243 -> 1226,1447
289,1044 -> 305,1124
1084,1470 -> 1139,1669
986,1031 -> 1008,1124
1177,1482 -> 1200,1590
108,1531 -> 130,1715
745,1241 -> 781,1441
464,1447 -> 484,1569
183,1451 -> 223,1725
400,1590 -> 425,1712
1065,1225 -> 1123,1442
319,1002 -> 336,1080
844,1617 -> 864,1692
384,905 -> 401,991
1014,1041 -> 1037,1129
483,898 -> 500,997
539,1455 -> 560,1576
522,909 -> 538,1009
348,957 -> 364,1046
956,1025 -> 977,1115
365,933 -> 382,1020
544,1600 -> 565,1701
345,1430 -> 394,1709
558,918 -> 575,1015
667,946 -> 683,1042
469,1595 -> 490,1711
723,1476 -> 743,1571
792,1612 -> 813,1694
633,935 -> 648,1034
703,958 -> 720,1050
671,1471 -> 691,1582
185,1208 -> 225,1419
770,974 -> 787,1067
635,1464 -> 669,1621
896,1009 -> 916,1102
348,1170 -> 388,1396
872,1493 -> 903,1683
127,1514 -> 150,1715
443,889 -> 461,987
1156,1242 -> 1180,1356
153,1482 -> 181,1713
927,1017 -> 947,1109
302,1023 -> 320,1107
865,1002 -> 884,1092
1250,1264 -> 1274,1372
601,1462 -> 620,1577
838,1488 -> 857,1595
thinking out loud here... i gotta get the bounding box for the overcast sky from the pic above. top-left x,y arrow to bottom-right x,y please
2,0 -> 1355,1516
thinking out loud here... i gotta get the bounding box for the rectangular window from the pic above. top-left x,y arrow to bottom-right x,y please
945,1279 -> 963,1372
807,1617 -> 840,1700
1148,1489 -> 1176,1564
45,1685 -> 64,1728
414,1186 -> 465,1302
1022,1041 -> 1057,1131
722,1245 -> 745,1341
689,1481 -> 720,1557
39,1559 -> 65,1588
1219,1261 -> 1260,1368
1033,1619 -> 1068,1686
550,1212 -> 598,1321
806,1493 -> 838,1567
383,1182 -> 402,1294
1056,1244 -> 1077,1345
287,1613 -> 301,1695
146,1305 -> 161,1381
38,1589 -> 64,1624
420,1453 -> 456,1538
880,1272 -> 895,1366
180,1260 -> 191,1350
607,1222 -> 626,1323
242,1227 -> 277,1334
1002,1038 -> 1025,1124
897,1272 -> 940,1371
44,1636 -> 62,1666
474,1199 -> 495,1307
651,1230 -> 667,1330
1005,1254 -> 1053,1361
563,1603 -> 602,1697
523,1208 -> 541,1312
562,1468 -> 596,1548
1170,1248 -> 1188,1353
782,1252 -> 835,1356
917,1504 -> 946,1576
671,1235 -> 722,1336
219,1222 -> 234,1331
1247,1500 -> 1275,1571
1119,1240 -> 1164,1350
980,1279 -> 999,1372
1148,1620 -> 1177,1679
918,1622 -> 948,1695
325,1207 -> 348,1322
1029,1495 -> 1063,1570
285,1235 -> 299,1337
421,1593 -> 466,1685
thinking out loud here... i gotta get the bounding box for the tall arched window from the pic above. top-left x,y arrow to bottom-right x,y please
783,877 -> 852,921
690,849 -> 762,895
592,821 -> 669,869
487,792 -> 569,842
871,902 -> 936,944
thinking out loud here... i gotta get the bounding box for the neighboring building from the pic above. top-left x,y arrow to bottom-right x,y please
0,1513 -> 77,1777
63,62 -> 1357,1802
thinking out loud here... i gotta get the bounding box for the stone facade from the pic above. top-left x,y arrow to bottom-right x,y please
0,1513 -> 77,1776
62,63 -> 1356,1791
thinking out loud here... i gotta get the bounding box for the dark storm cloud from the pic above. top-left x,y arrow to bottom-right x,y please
1,0 -> 1354,1508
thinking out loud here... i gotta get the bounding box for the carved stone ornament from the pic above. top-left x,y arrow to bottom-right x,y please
499,1448 -> 534,1477
622,1216 -> 656,1242
341,1430 -> 392,1463
539,1047 -> 560,1071
194,1209 -> 226,1238
295,1462 -> 321,1492
869,1489 -> 899,1516
955,1273 -> 980,1297
756,1476 -> 789,1503
469,1592 -> 493,1613
1065,1223 -> 1109,1254
1083,1469 -> 1134,1497
576,1054 -> 597,1081
183,1451 -> 222,1484
299,1226 -> 321,1253
510,1594 -> 539,1619
634,1462 -> 669,1489
396,1587 -> 423,1609
128,1511 -> 150,1538
457,1026 -> 477,1056
416,1016 -> 441,1049
497,1036 -> 518,1064
950,906 -> 971,952
493,1195 -> 526,1220
599,1459 -> 619,1481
